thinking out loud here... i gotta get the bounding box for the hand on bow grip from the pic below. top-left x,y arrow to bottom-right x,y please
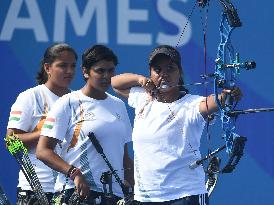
221,87 -> 243,107
73,172 -> 90,200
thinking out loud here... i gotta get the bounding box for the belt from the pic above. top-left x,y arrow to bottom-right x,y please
17,188 -> 53,196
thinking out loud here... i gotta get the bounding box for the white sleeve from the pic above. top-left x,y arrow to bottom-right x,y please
128,87 -> 149,109
40,95 -> 71,141
193,96 -> 216,125
7,91 -> 35,132
121,102 -> 132,144
189,95 -> 206,125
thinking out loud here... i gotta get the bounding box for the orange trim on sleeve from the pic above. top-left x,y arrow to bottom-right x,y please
67,100 -> 84,152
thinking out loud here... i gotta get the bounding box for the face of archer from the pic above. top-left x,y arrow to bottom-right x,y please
44,50 -> 76,89
150,56 -> 181,91
84,60 -> 116,93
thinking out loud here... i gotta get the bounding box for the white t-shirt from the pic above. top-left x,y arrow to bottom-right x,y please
40,90 -> 132,197
7,84 -> 60,192
128,87 -> 207,202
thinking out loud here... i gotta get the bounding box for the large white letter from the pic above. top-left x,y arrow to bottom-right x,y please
156,0 -> 191,47
117,0 -> 152,45
54,0 -> 108,43
0,0 -> 48,42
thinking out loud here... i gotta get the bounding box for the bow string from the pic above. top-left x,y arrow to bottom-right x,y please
210,0 -> 255,173
176,0 -> 257,196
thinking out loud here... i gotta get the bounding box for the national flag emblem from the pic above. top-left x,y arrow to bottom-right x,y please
42,118 -> 55,129
9,111 -> 22,122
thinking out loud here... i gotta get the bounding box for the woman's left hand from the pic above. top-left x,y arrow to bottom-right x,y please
222,87 -> 243,102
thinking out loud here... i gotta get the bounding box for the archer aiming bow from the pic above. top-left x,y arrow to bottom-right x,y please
5,133 -> 49,205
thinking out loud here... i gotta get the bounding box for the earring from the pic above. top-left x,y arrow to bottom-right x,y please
84,73 -> 89,78
48,73 -> 51,79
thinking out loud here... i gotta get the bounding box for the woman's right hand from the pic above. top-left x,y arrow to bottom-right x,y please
73,172 -> 90,200
138,76 -> 156,96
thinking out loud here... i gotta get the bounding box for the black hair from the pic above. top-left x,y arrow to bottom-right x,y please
36,43 -> 78,85
149,45 -> 188,93
82,45 -> 118,81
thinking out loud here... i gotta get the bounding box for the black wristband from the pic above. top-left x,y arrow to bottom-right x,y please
66,165 -> 76,178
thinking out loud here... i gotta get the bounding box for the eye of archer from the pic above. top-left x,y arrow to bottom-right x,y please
153,66 -> 161,74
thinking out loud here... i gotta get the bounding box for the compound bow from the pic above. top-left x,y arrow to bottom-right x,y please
5,133 -> 49,205
187,0 -> 256,195
184,0 -> 274,197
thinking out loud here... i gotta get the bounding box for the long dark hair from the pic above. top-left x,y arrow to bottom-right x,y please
82,45 -> 118,81
36,43 -> 78,85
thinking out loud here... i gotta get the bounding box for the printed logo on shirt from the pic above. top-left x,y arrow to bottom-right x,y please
167,111 -> 176,122
115,113 -> 121,120
9,111 -> 22,121
83,111 -> 95,121
42,118 -> 55,129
